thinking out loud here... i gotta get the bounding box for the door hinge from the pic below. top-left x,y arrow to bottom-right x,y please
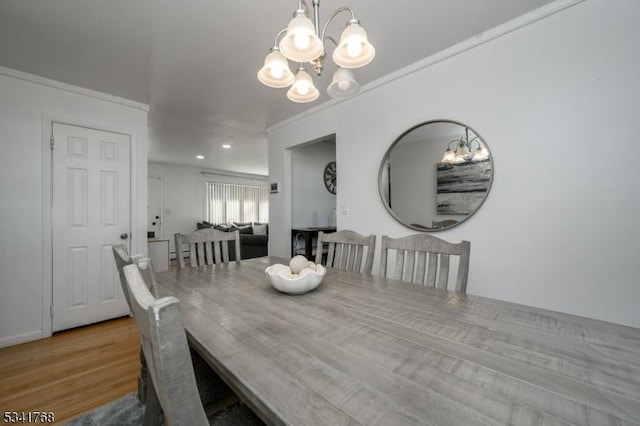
50,305 -> 54,318
50,137 -> 55,150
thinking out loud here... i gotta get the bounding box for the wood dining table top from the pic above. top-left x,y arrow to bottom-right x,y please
154,256 -> 640,425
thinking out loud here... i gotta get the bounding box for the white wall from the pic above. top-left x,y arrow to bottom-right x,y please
0,68 -> 148,347
148,161 -> 268,255
291,137 -> 336,228
268,0 -> 640,328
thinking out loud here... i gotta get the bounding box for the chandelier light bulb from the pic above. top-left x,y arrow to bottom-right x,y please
293,32 -> 310,50
327,67 -> 359,99
333,20 -> 375,68
346,41 -> 363,58
441,148 -> 455,163
338,80 -> 350,91
279,12 -> 323,63
472,144 -> 489,161
297,81 -> 310,95
456,142 -> 470,155
454,140 -> 471,162
270,65 -> 284,79
287,67 -> 319,103
258,48 -> 295,88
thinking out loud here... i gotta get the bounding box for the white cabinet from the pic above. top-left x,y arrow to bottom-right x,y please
148,239 -> 169,272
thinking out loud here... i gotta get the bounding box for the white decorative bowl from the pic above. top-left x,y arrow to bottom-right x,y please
265,263 -> 326,295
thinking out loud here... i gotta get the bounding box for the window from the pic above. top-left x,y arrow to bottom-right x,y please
204,182 -> 269,224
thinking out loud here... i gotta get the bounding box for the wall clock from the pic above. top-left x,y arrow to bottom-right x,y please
323,161 -> 337,194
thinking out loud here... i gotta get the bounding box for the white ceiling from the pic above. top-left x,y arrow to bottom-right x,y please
0,0 -> 555,175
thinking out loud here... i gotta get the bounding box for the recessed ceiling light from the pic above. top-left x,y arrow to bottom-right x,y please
222,144 -> 231,149
196,155 -> 204,159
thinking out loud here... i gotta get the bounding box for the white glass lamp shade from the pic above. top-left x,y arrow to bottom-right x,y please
441,148 -> 455,163
454,141 -> 471,163
279,14 -> 324,62
472,144 -> 489,161
257,49 -> 295,88
327,67 -> 359,98
287,68 -> 319,103
333,21 -> 375,68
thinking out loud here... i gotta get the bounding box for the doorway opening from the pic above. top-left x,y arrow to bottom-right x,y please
290,134 -> 336,258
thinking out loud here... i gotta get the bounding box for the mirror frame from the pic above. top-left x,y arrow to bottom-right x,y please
378,119 -> 494,232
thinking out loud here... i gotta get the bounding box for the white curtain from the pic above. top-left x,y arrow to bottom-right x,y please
205,182 -> 269,224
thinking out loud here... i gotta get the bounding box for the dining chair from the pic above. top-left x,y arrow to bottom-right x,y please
123,262 -> 210,424
315,230 -> 376,275
123,263 -> 264,425
174,228 -> 241,268
113,245 -> 157,404
380,234 -> 471,293
113,247 -> 231,417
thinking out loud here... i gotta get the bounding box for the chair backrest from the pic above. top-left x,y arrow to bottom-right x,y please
113,245 -> 158,302
136,257 -> 160,298
123,263 -> 209,426
113,245 -> 133,309
174,229 -> 241,268
112,244 -> 141,309
315,230 -> 376,275
380,234 -> 470,293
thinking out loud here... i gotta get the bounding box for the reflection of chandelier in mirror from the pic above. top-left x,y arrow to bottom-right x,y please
441,127 -> 490,164
257,0 -> 375,103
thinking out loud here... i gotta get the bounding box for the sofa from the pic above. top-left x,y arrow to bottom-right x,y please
196,222 -> 268,260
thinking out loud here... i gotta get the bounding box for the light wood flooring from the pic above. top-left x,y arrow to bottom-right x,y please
0,316 -> 140,424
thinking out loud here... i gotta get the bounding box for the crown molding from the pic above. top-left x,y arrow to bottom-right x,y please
0,65 -> 150,112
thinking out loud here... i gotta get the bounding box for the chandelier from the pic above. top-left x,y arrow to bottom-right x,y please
441,128 -> 490,164
258,0 -> 376,103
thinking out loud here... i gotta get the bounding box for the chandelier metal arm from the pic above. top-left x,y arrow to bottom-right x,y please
312,0 -> 321,37
299,0 -> 356,40
272,28 -> 288,48
448,136 -> 482,150
324,36 -> 338,47
297,0 -> 311,16
312,36 -> 336,74
320,6 -> 356,42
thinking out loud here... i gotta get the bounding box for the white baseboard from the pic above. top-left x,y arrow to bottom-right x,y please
0,330 -> 44,349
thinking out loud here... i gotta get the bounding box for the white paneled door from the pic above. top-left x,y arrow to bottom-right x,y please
52,123 -> 131,332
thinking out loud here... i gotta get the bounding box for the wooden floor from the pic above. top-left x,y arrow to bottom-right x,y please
0,317 -> 140,424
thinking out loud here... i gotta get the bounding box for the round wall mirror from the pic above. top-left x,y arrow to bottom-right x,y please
378,119 -> 494,231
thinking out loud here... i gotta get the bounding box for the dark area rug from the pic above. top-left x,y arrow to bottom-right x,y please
65,393 -> 143,425
65,392 -> 264,425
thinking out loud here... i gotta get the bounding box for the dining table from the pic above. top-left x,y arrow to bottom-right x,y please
154,256 -> 640,425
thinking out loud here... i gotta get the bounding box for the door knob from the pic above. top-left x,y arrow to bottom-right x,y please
120,233 -> 129,240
